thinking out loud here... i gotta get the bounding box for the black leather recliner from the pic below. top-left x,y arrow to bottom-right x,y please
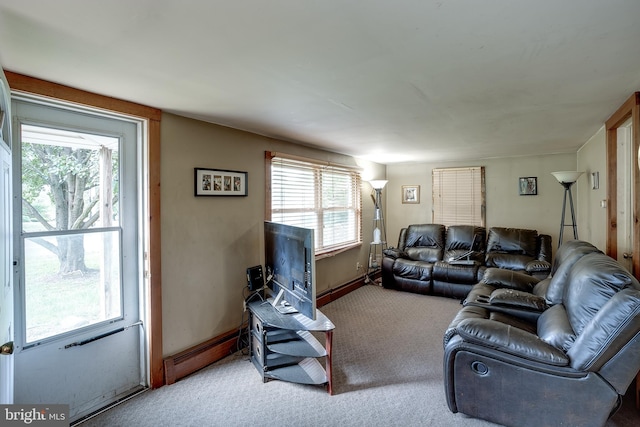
443,251 -> 640,427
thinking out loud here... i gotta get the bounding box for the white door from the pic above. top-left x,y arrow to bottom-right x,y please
11,96 -> 146,421
616,118 -> 633,272
0,66 -> 14,404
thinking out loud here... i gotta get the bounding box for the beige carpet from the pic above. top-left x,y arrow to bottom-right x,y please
79,285 -> 640,427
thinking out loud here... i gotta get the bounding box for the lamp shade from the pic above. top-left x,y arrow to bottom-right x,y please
551,171 -> 584,184
369,180 -> 388,190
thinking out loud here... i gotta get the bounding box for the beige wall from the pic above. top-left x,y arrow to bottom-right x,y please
160,111 -> 612,357
161,113 -> 384,355
577,127 -> 607,249
385,153 -> 577,249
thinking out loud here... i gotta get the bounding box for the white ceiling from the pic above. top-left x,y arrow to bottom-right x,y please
1,0 -> 639,164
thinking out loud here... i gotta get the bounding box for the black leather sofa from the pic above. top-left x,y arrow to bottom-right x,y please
381,224 -> 552,299
463,239 -> 602,322
443,249 -> 640,427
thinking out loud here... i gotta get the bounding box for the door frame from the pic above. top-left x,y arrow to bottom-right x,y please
605,92 -> 640,275
5,72 -> 165,388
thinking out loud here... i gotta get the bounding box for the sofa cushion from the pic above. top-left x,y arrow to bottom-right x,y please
443,305 -> 488,346
568,288 -> 640,371
392,258 -> 434,281
481,268 -> 540,292
456,318 -> 569,365
485,253 -> 533,271
486,227 -> 538,257
551,240 -> 600,275
489,288 -> 547,311
545,244 -> 602,305
564,252 -> 640,336
406,247 -> 441,263
532,277 -> 551,297
526,260 -> 552,274
382,247 -> 406,260
488,311 -> 537,334
404,223 -> 445,262
433,260 -> 480,284
537,304 -> 575,351
443,225 -> 486,261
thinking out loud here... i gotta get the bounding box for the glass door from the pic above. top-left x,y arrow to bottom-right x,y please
12,96 -> 145,421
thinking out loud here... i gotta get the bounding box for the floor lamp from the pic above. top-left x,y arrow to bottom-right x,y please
551,171 -> 583,248
366,180 -> 387,283
369,180 -> 388,247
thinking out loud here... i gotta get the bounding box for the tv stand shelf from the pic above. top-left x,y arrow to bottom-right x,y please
248,300 -> 335,394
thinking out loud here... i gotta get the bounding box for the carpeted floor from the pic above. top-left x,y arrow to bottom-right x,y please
80,285 -> 640,427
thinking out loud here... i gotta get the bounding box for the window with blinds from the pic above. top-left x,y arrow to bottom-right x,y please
432,166 -> 485,227
266,152 -> 362,256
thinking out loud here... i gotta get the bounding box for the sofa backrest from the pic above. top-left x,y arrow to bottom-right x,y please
486,227 -> 538,256
484,227 -> 544,271
545,241 -> 602,304
403,224 -> 445,262
396,227 -> 408,251
444,225 -> 486,261
563,253 -> 640,376
550,240 -> 600,275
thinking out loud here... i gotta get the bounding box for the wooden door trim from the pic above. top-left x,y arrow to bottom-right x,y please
5,71 -> 165,388
605,92 -> 640,275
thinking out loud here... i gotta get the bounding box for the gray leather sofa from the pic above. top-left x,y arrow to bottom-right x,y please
443,248 -> 640,427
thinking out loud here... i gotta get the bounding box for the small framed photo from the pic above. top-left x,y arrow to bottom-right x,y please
519,177 -> 537,196
194,168 -> 247,196
402,185 -> 420,204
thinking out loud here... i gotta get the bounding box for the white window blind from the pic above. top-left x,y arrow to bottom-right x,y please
266,152 -> 362,255
432,166 -> 485,227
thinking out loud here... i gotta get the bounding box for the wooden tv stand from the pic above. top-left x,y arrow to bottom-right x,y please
247,300 -> 335,395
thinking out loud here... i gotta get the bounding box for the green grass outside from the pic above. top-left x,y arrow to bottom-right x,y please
24,233 -> 121,343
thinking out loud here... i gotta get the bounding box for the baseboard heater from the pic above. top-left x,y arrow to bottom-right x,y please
163,330 -> 240,385
162,274 -> 366,385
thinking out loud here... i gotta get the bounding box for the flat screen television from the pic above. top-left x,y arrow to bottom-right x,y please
264,221 -> 316,320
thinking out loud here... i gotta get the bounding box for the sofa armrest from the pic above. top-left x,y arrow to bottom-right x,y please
489,288 -> 548,311
526,259 -> 551,275
382,248 -> 406,260
537,234 -> 553,263
482,268 -> 540,292
456,318 -> 569,366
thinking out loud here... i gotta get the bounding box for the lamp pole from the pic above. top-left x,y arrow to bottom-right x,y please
552,172 -> 583,249
558,181 -> 578,246
367,180 -> 388,283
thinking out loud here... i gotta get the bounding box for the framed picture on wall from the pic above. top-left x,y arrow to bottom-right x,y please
402,185 -> 420,204
194,168 -> 248,196
519,177 -> 537,196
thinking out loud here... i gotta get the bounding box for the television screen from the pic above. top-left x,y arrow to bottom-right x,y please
264,221 -> 316,320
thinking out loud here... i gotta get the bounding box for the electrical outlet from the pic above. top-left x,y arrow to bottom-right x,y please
243,300 -> 247,312
356,262 -> 362,271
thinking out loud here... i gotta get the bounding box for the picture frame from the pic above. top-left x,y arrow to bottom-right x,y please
194,168 -> 248,196
519,177 -> 537,196
402,185 -> 420,204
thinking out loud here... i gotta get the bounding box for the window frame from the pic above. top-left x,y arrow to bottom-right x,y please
265,151 -> 362,258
